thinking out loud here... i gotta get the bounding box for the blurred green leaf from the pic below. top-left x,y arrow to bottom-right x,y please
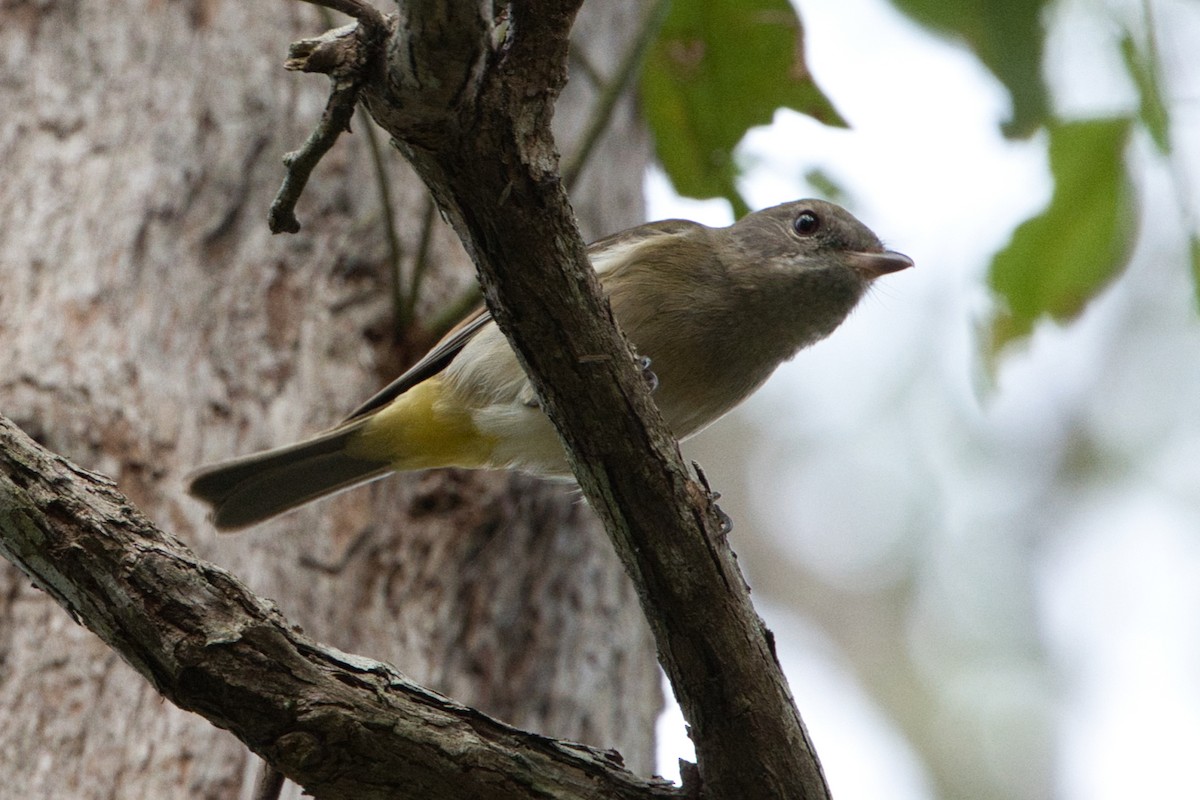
1190,235 -> 1200,312
887,0 -> 1050,138
641,0 -> 845,216
987,117 -> 1136,352
1119,28 -> 1171,155
804,168 -> 849,204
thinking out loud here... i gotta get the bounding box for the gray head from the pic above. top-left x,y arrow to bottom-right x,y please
716,199 -> 913,352
727,199 -> 912,279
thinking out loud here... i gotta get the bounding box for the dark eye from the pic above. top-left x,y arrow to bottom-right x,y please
792,210 -> 820,236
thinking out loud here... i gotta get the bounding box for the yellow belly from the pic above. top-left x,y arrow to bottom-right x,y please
345,377 -> 498,471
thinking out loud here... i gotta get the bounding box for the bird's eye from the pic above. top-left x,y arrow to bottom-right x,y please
792,210 -> 820,236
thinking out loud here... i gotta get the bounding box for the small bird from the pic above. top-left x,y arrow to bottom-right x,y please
189,199 -> 912,530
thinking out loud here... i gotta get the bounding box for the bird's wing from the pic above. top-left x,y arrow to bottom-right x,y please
588,218 -> 700,276
342,218 -> 699,422
342,307 -> 493,422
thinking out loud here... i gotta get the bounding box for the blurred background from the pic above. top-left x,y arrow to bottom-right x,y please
645,0 -> 1200,797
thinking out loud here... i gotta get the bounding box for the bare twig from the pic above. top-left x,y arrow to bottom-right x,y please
568,46 -> 604,89
355,105 -> 408,330
426,282 -> 484,341
401,195 -> 439,331
296,0 -> 387,33
252,761 -> 286,800
268,80 -> 360,234
269,19 -> 382,233
562,0 -> 671,190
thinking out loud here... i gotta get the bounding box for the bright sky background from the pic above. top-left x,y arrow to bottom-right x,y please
648,0 -> 1200,797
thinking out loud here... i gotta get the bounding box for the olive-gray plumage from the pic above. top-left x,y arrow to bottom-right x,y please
189,199 -> 912,529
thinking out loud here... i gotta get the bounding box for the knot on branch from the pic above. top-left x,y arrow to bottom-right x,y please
285,23 -> 370,83
270,13 -> 392,234
364,0 -> 499,148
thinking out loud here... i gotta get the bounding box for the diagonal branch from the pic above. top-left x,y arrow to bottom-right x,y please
0,415 -> 684,800
354,1 -> 832,798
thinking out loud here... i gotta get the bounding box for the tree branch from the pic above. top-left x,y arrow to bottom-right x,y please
0,415 -> 683,800
352,1 -> 832,798
297,0 -> 388,31
270,19 -> 385,233
4,1 -> 834,796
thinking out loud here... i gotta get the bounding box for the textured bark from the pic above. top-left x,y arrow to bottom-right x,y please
353,2 -> 831,798
0,416 -> 682,800
0,2 -> 657,797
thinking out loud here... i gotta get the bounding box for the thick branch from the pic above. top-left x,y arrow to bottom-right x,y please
355,1 -> 831,798
0,416 -> 682,800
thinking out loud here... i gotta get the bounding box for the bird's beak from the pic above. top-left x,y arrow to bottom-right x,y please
847,249 -> 914,278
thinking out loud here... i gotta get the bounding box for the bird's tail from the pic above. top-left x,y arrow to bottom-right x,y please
187,419 -> 392,531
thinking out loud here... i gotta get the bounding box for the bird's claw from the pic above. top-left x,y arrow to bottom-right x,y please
692,461 -> 732,535
637,355 -> 659,393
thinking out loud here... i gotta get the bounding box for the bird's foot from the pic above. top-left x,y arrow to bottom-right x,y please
637,354 -> 659,393
692,461 -> 732,535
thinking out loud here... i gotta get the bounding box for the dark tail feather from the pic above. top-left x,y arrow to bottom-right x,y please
187,421 -> 390,531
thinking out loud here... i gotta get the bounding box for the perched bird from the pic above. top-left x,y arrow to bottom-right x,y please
189,199 -> 912,530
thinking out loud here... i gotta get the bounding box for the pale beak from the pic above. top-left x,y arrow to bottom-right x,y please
847,249 -> 914,278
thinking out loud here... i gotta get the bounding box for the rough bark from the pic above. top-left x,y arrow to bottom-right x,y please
0,416 -> 681,800
0,1 -> 657,797
350,2 -> 832,798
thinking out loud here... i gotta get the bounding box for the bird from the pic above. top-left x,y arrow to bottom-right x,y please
188,199 -> 912,530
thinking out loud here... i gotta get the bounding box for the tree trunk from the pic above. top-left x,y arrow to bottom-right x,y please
0,2 -> 658,797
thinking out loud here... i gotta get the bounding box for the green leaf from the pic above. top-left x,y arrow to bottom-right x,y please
641,0 -> 845,215
987,117 -> 1136,352
1119,28 -> 1171,155
886,0 -> 1050,138
1190,234 -> 1200,313
803,168 -> 849,205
